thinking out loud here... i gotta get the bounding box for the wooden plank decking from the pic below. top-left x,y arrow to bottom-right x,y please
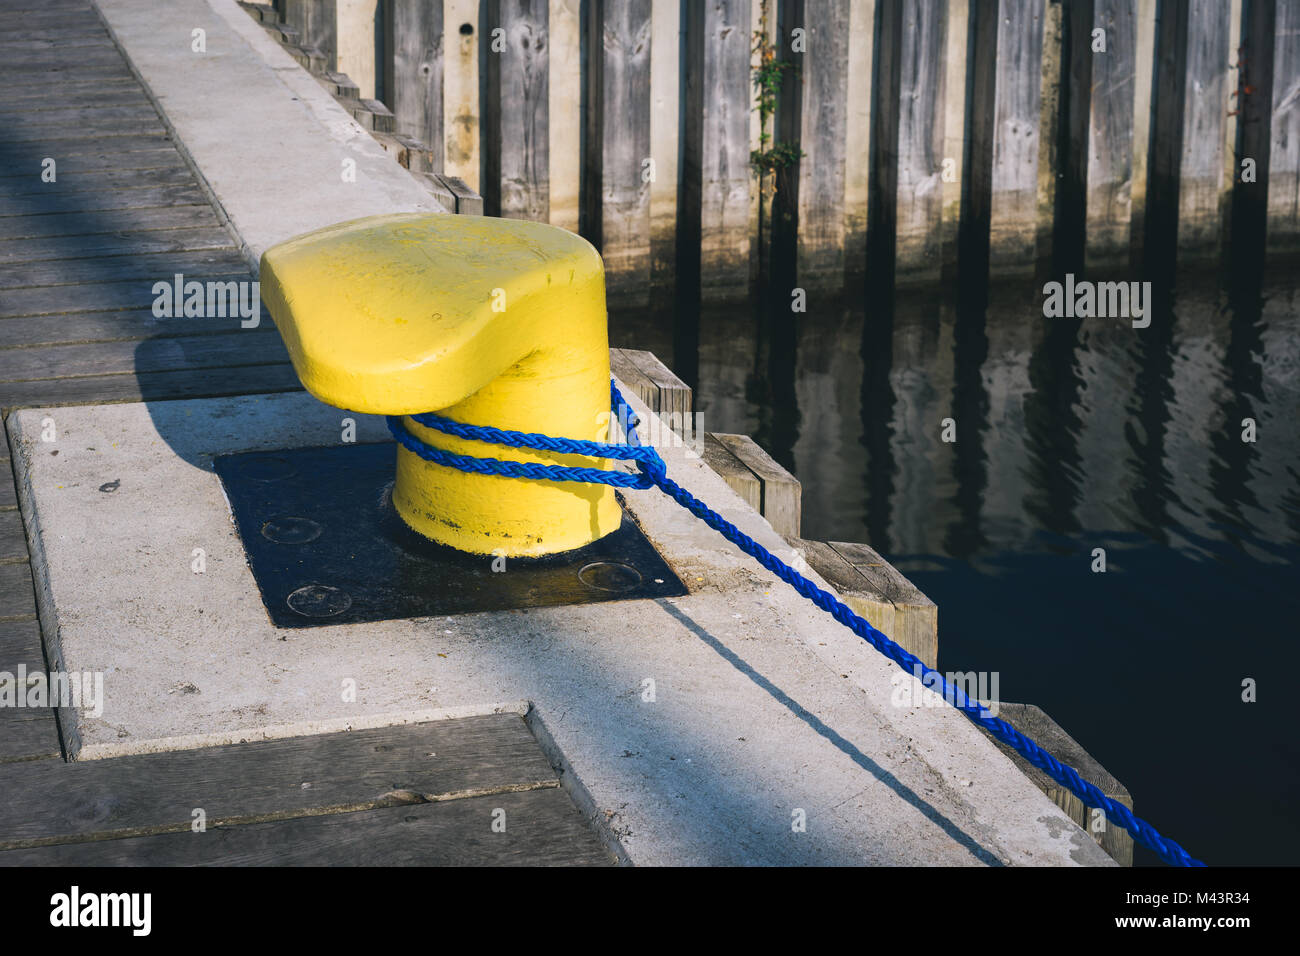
0,0 -> 611,865
0,715 -> 612,865
0,0 -> 299,767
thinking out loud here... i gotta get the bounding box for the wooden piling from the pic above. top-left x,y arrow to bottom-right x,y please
482,0 -> 549,221
443,0 -> 480,191
989,0 -> 1049,275
940,0 -> 969,274
1086,0 -> 1140,269
248,0 -> 1300,296
982,703 -> 1135,865
335,0 -> 380,98
382,0 -> 443,171
712,433 -> 801,536
868,0 -> 903,285
959,0 -> 1000,283
1268,0 -> 1300,250
842,0 -> 874,282
784,537 -> 938,668
1128,0 -> 1158,263
795,0 -> 851,292
1229,0 -> 1277,265
548,0 -> 581,232
649,0 -> 680,283
1178,0 -> 1235,254
681,0 -> 754,301
279,0 -> 338,71
581,0 -> 653,303
895,0 -> 949,281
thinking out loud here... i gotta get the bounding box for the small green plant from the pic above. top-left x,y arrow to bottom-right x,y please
749,24 -> 803,179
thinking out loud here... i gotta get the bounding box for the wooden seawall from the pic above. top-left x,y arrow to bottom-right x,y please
244,0 -> 1300,298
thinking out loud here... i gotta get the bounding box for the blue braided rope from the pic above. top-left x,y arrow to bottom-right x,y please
386,382 -> 1204,868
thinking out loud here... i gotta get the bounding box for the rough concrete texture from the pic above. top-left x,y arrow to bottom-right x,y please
9,389 -> 1113,866
92,0 -> 447,270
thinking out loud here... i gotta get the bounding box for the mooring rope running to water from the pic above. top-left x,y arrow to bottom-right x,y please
387,380 -> 1203,867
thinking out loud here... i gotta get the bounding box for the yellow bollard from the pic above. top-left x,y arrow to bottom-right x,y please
259,213 -> 622,556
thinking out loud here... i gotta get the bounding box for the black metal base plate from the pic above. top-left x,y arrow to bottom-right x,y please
214,442 -> 687,628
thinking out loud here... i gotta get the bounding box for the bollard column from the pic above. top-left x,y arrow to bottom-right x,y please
259,213 -> 621,556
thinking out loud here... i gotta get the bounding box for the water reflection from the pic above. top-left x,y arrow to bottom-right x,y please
610,260 -> 1300,865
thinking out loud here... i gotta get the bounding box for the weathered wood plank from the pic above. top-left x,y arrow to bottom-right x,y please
0,148 -> 185,177
316,68 -> 360,99
394,133 -> 440,172
0,164 -> 194,199
0,510 -> 29,562
715,432 -> 801,536
1035,0 -> 1066,265
0,561 -> 35,620
0,457 -> 15,511
0,205 -> 226,242
0,86 -> 148,113
1086,0 -> 1139,266
618,348 -> 691,422
0,786 -> 612,866
542,0 -> 582,232
0,47 -> 126,73
0,5 -> 97,26
279,0 -> 338,71
701,434 -> 762,512
2,76 -> 141,102
0,37 -> 112,57
1268,0 -> 1300,250
980,702 -> 1133,865
939,0 -> 968,272
358,98 -> 396,133
0,620 -> 44,683
439,174 -> 483,215
444,0 -> 481,190
1228,0 -> 1276,267
959,0 -> 1001,275
0,183 -> 208,219
0,70 -> 134,92
416,171 -> 457,212
0,130 -> 172,157
0,249 -> 249,290
483,0 -> 549,221
782,535 -> 937,666
895,0 -> 947,280
648,0 -> 680,283
0,714 -> 561,849
0,25 -> 110,44
0,273 -> 252,319
681,0 -> 752,300
797,0 -> 851,291
1177,0 -> 1233,253
382,0 -> 443,171
582,0 -> 652,302
608,348 -> 659,411
0,227 -> 234,264
0,331 -> 290,383
844,0 -> 875,278
989,0 -> 1048,273
0,312 -> 257,350
1145,0 -> 1190,270
0,363 -> 303,413
0,104 -> 159,133
827,539 -> 938,669
0,708 -> 62,765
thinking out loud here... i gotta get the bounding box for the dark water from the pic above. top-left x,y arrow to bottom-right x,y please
611,264 -> 1300,866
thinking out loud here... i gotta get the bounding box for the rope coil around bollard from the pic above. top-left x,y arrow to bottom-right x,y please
387,380 -> 1204,868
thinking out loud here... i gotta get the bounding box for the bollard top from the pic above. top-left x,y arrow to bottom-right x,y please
260,213 -> 606,415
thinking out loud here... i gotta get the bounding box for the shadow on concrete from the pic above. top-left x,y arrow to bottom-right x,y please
656,598 -> 1005,865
